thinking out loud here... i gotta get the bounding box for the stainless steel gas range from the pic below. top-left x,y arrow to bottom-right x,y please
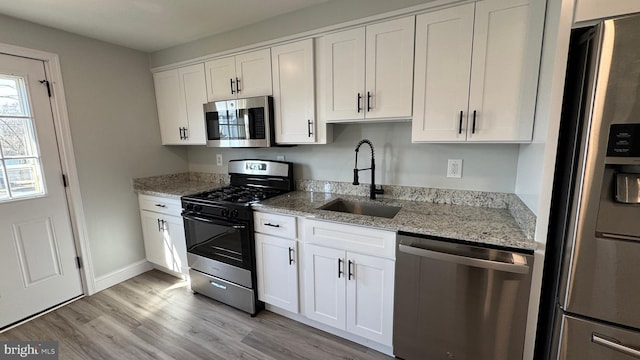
181,159 -> 293,315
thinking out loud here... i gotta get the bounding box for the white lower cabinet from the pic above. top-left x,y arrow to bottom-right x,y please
254,212 -> 299,313
138,195 -> 188,276
255,233 -> 299,313
304,244 -> 347,329
345,251 -> 395,345
302,220 -> 395,347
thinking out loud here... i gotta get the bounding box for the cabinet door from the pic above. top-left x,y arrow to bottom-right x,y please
178,64 -> 207,145
467,0 -> 544,141
140,211 -> 188,275
255,234 -> 299,313
153,69 -> 184,145
365,16 -> 415,119
163,214 -> 188,275
140,211 -> 167,267
205,56 -> 236,101
345,252 -> 395,346
303,244 -> 346,330
322,27 -> 366,121
271,39 -> 316,144
412,4 -> 474,142
235,48 -> 273,98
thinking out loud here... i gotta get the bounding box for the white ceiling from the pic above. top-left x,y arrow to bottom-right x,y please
0,0 -> 331,52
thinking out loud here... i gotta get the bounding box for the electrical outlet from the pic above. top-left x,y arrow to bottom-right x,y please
447,159 -> 462,178
276,155 -> 285,161
216,154 -> 223,166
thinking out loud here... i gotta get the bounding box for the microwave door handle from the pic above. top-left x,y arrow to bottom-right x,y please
243,109 -> 250,141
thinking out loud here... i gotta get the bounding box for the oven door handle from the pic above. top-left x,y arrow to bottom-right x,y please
182,212 -> 248,230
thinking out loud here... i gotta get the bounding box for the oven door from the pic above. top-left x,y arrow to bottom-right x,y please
182,211 -> 253,271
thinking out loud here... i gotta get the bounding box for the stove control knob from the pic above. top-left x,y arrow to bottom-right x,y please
221,209 -> 229,217
185,204 -> 194,211
230,209 -> 239,218
194,205 -> 203,212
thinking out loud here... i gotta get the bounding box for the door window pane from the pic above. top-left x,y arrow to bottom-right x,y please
0,164 -> 8,199
0,76 -> 28,116
0,117 -> 39,157
6,158 -> 44,198
0,74 -> 46,202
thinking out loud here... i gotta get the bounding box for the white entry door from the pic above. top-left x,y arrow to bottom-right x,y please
0,53 -> 83,329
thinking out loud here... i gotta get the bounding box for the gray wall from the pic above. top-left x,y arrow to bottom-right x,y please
189,123 -> 520,193
0,14 -> 189,278
150,0 -> 443,68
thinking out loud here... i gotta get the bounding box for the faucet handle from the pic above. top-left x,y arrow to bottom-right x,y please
353,169 -> 360,185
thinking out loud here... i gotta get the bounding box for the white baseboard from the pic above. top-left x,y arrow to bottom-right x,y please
93,260 -> 153,293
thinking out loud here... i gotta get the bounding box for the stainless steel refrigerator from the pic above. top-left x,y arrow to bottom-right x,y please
535,13 -> 640,360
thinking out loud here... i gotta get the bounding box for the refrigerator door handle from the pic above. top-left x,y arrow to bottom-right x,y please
599,232 -> 640,243
592,333 -> 640,358
398,244 -> 529,274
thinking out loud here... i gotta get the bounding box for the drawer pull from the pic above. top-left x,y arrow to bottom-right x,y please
264,223 -> 280,228
155,204 -> 167,208
210,281 -> 227,290
592,333 -> 640,358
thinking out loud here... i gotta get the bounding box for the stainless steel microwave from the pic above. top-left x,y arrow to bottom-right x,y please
204,96 -> 274,147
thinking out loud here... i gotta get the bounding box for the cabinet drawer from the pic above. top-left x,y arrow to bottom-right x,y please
254,212 -> 296,239
303,219 -> 395,259
139,194 -> 182,216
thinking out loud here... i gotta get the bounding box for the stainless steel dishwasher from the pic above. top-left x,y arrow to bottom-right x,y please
393,233 -> 533,360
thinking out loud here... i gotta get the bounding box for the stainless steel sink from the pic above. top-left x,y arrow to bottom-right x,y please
318,198 -> 401,219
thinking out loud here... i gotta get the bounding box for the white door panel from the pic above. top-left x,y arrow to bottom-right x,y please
235,49 -> 273,98
346,252 -> 394,346
323,28 -> 366,121
304,244 -> 346,330
365,16 -> 415,119
412,4 -> 474,142
468,0 -> 537,141
205,56 -> 236,101
0,53 -> 83,329
12,217 -> 62,286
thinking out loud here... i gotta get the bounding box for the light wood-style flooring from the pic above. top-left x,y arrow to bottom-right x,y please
0,270 -> 393,360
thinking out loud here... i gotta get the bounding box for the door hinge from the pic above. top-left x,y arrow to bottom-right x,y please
39,80 -> 52,97
75,256 -> 82,269
62,174 -> 68,187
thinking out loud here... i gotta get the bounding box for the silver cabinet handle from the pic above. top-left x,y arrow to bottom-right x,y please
593,334 -> 640,358
398,244 -> 529,274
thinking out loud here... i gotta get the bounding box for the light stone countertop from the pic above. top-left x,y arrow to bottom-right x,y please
132,173 -> 536,252
254,191 -> 536,252
133,172 -> 228,199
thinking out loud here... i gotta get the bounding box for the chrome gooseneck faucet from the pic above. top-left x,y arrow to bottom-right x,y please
353,139 -> 384,199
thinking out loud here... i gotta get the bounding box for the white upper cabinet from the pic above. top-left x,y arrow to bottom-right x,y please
412,0 -> 546,142
271,39 -> 317,144
321,16 -> 415,122
153,63 -> 207,145
574,0 -> 640,23
205,48 -> 273,101
412,4 -> 474,142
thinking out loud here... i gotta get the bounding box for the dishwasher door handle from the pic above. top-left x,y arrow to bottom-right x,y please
398,244 -> 529,274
